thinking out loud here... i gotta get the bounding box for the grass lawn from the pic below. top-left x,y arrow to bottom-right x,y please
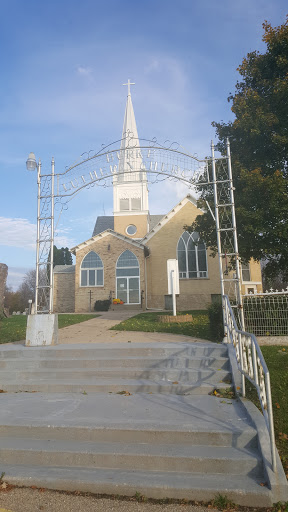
0,314 -> 99,344
246,345 -> 288,480
111,310 -> 220,342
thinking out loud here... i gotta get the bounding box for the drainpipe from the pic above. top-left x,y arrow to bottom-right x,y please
144,250 -> 163,311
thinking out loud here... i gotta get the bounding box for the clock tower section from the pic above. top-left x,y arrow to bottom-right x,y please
113,81 -> 149,239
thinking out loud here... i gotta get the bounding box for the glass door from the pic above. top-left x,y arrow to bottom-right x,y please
116,278 -> 128,303
116,277 -> 140,304
116,251 -> 140,304
128,277 -> 140,304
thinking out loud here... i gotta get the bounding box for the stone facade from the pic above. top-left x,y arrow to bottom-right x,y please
74,234 -> 145,313
0,263 -> 8,313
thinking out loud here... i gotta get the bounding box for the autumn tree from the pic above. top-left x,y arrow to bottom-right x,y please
190,17 -> 288,280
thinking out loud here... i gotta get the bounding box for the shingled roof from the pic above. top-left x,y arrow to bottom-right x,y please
54,265 -> 75,274
92,216 -> 114,237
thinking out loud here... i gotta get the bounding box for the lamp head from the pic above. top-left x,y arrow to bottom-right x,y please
26,152 -> 37,171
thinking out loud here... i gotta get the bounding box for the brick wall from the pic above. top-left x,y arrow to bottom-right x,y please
75,235 -> 145,313
0,263 -> 8,313
145,201 -> 221,310
53,272 -> 75,313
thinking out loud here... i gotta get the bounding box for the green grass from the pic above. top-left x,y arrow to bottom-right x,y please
111,310 -> 220,342
0,314 -> 99,344
246,345 -> 288,479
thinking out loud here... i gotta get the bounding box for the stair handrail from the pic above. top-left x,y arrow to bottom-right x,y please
223,294 -> 277,472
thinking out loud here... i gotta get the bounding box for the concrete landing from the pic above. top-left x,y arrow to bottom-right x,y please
0,392 -> 255,434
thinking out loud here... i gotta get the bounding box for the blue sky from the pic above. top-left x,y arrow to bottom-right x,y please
0,0 -> 287,289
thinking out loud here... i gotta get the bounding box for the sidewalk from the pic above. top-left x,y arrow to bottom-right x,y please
0,487 -> 218,512
58,310 -> 210,345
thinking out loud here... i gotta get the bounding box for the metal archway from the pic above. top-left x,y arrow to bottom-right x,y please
34,135 -> 244,329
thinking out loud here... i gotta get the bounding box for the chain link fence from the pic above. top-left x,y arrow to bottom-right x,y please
242,290 -> 288,336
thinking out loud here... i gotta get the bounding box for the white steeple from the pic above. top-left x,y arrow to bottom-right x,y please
113,81 -> 149,219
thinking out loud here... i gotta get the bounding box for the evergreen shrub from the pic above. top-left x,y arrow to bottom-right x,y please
207,299 -> 224,341
94,299 -> 111,312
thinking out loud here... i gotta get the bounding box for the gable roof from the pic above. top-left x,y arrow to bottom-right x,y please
70,229 -> 146,254
141,194 -> 199,244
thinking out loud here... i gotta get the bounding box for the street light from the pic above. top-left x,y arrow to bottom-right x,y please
26,152 -> 37,171
26,152 -> 54,315
25,152 -> 57,346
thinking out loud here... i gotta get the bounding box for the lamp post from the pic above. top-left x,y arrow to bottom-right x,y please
25,153 -> 57,346
26,153 -> 55,314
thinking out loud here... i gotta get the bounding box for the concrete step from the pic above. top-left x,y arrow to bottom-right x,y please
0,438 -> 262,475
1,464 -> 272,506
0,379 -> 232,394
0,368 -> 232,384
0,355 -> 230,370
0,342 -> 228,360
0,390 -> 275,505
0,424 -> 257,449
110,305 -> 143,311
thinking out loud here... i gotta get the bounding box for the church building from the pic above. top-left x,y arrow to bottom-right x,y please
53,86 -> 262,313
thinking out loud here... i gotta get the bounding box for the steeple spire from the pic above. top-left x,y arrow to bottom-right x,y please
120,79 -> 139,143
113,81 -> 149,225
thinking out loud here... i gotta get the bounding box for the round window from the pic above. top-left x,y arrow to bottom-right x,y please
126,224 -> 137,236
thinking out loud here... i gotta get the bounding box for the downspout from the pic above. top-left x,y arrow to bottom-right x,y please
144,249 -> 163,311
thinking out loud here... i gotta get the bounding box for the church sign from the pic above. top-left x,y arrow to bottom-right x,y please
56,142 -> 209,197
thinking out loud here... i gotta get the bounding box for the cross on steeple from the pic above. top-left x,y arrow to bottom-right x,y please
123,79 -> 135,96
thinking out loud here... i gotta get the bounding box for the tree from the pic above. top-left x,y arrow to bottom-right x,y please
53,246 -> 73,267
4,286 -> 23,314
189,17 -> 288,280
4,270 -> 36,313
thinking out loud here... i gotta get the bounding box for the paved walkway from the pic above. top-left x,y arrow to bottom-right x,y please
0,488 -> 218,512
58,310 -> 210,345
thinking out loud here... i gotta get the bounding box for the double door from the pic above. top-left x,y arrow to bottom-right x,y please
116,277 -> 140,304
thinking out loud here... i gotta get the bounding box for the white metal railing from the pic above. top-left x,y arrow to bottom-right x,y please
223,295 -> 277,472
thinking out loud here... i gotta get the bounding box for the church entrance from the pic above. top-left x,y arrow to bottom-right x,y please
116,250 -> 140,305
116,277 -> 140,305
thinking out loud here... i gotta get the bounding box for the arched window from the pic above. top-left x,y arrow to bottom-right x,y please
177,231 -> 207,279
116,250 -> 140,304
116,250 -> 139,276
80,251 -> 104,287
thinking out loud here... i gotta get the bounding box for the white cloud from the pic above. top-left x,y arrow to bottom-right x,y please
0,217 -> 36,249
54,227 -> 76,249
0,217 -> 75,251
144,59 -> 160,74
77,66 -> 93,76
6,266 -> 33,291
